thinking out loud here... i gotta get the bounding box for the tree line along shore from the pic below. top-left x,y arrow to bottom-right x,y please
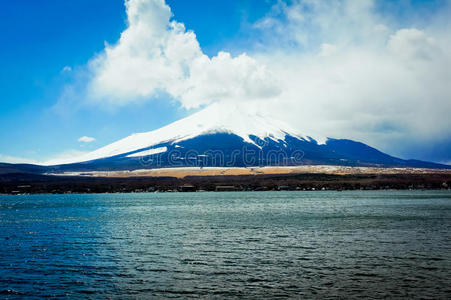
1,172 -> 450,195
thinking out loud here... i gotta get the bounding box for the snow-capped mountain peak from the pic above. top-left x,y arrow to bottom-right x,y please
47,103 -> 324,165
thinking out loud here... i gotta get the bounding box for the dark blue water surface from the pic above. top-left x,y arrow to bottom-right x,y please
1,191 -> 451,298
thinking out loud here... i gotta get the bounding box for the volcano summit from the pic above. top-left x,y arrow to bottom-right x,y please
26,103 -> 445,173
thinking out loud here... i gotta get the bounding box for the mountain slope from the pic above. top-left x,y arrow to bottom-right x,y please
48,103 -> 325,165
2,103 -> 449,172
41,132 -> 449,172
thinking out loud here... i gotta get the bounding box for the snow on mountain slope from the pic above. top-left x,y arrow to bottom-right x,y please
126,146 -> 168,158
46,103 -> 326,165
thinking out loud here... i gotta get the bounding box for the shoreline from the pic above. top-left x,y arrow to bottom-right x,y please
1,165 -> 450,195
3,188 -> 451,196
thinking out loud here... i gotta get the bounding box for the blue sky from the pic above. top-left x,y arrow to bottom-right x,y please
1,0 -> 450,164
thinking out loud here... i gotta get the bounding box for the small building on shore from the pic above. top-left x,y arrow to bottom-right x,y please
179,184 -> 196,192
215,185 -> 237,192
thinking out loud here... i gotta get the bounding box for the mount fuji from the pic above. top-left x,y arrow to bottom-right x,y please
32,103 -> 446,172
1,103 -> 448,174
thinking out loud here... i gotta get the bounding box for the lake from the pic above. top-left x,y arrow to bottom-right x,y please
1,191 -> 450,298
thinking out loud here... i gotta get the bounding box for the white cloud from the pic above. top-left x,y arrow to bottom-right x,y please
42,150 -> 89,166
78,136 -> 96,143
0,154 -> 40,165
249,0 -> 451,159
388,28 -> 440,60
62,66 -> 72,72
88,0 -> 279,109
0,150 -> 91,166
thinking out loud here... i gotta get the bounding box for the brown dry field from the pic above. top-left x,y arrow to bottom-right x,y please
55,165 -> 451,179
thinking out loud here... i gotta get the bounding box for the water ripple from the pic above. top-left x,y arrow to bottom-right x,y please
0,190 -> 450,298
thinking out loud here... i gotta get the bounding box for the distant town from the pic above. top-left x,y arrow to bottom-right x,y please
2,170 -> 450,195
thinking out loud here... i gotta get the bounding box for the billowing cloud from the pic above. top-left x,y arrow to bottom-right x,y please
388,28 -> 440,60
250,0 -> 451,160
78,136 -> 96,143
88,0 -> 279,109
77,0 -> 451,161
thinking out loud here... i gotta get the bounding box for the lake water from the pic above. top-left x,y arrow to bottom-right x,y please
1,191 -> 450,298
